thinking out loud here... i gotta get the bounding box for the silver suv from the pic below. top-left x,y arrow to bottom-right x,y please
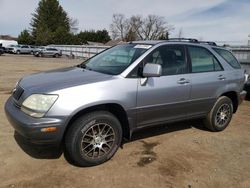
34,47 -> 62,58
13,45 -> 33,54
5,39 -> 246,166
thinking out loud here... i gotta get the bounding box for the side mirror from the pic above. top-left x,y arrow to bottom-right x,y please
143,63 -> 162,77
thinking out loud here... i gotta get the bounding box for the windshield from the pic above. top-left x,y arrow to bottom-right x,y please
83,44 -> 151,75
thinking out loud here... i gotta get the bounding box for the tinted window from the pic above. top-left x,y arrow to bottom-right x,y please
188,46 -> 222,73
213,48 -> 241,69
144,45 -> 187,75
46,48 -> 57,51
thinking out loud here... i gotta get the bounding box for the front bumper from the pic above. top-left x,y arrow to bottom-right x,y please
5,97 -> 67,145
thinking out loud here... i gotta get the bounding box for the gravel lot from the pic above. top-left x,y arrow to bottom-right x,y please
1,54 -> 250,188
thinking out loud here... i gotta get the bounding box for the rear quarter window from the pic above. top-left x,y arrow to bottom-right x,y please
213,48 -> 241,69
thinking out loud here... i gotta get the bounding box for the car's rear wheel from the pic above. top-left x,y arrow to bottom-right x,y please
65,111 -> 122,167
16,50 -> 20,55
204,96 -> 233,131
54,53 -> 59,58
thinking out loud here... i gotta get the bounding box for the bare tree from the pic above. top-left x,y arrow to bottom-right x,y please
129,15 -> 173,40
110,14 -> 129,40
70,18 -> 79,34
128,15 -> 143,40
149,15 -> 165,39
110,14 -> 174,41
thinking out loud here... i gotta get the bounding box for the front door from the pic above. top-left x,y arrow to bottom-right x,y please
136,45 -> 191,127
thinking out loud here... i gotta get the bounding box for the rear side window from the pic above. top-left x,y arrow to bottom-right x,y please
188,46 -> 223,73
46,48 -> 57,51
213,48 -> 241,69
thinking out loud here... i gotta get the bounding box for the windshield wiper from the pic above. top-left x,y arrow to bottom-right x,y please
77,63 -> 92,71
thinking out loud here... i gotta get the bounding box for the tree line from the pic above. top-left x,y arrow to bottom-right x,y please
18,0 -> 173,45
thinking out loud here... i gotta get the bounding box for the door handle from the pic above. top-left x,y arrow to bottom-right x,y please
218,75 -> 226,80
177,78 -> 190,84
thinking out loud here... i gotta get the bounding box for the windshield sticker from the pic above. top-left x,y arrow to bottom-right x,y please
134,44 -> 152,49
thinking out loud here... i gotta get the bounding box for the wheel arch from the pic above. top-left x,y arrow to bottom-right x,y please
63,103 -> 131,143
220,91 -> 238,113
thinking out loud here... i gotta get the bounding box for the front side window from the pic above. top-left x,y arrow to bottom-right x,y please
213,48 -> 241,69
84,44 -> 150,75
188,46 -> 223,73
143,45 -> 187,76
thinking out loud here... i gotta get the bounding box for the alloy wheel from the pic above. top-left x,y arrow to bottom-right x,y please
215,104 -> 231,127
80,123 -> 115,159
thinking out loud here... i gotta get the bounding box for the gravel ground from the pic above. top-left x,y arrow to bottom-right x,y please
1,54 -> 250,188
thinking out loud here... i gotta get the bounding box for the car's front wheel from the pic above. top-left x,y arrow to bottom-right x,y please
204,96 -> 233,131
54,53 -> 59,58
65,111 -> 122,167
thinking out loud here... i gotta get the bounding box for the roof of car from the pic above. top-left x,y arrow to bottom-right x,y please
131,38 -> 219,47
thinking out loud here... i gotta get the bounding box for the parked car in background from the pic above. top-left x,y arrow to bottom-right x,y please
244,74 -> 250,99
32,46 -> 45,55
29,45 -> 41,55
34,47 -> 62,57
13,45 -> 34,54
5,44 -> 18,53
5,39 -> 246,167
0,46 -> 4,55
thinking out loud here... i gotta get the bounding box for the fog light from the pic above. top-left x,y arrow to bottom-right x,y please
41,127 -> 57,132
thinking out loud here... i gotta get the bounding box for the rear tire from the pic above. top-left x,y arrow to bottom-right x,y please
16,50 -> 20,55
204,96 -> 233,131
65,111 -> 122,167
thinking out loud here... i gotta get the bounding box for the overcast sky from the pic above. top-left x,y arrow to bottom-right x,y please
0,0 -> 249,44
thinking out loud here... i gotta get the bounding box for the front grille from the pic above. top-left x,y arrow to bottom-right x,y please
12,85 -> 24,101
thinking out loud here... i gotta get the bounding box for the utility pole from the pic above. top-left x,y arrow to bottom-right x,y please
248,34 -> 250,46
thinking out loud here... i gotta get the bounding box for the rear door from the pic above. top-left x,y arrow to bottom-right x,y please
136,44 -> 192,127
187,45 -> 226,115
44,48 -> 51,56
47,48 -> 55,56
20,46 -> 26,53
21,45 -> 29,53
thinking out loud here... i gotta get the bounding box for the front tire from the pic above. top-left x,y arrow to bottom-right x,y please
204,96 -> 233,132
65,111 -> 122,167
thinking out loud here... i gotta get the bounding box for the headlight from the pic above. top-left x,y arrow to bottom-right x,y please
21,94 -> 58,118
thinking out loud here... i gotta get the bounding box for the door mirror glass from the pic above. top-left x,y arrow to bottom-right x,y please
143,63 -> 162,77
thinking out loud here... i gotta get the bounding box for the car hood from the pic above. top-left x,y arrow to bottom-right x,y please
19,66 -> 113,93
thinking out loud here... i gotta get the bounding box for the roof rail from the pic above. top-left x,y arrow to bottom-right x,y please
199,41 -> 217,46
167,38 -> 199,43
167,38 -> 217,46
